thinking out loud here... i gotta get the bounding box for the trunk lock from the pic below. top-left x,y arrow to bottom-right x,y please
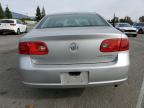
69,42 -> 79,52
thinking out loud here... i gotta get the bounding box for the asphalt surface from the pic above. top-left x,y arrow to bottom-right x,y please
0,32 -> 144,108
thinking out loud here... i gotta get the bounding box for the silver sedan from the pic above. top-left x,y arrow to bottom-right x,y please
19,13 -> 130,88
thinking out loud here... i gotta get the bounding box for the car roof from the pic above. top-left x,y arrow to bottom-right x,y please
46,12 -> 99,16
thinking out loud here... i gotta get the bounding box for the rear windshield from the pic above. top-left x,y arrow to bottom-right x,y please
119,23 -> 131,27
134,23 -> 144,26
0,20 -> 14,23
36,14 -> 109,29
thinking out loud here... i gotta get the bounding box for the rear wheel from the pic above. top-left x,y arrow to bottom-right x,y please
0,32 -> 3,35
138,29 -> 144,34
16,28 -> 21,35
133,34 -> 137,37
25,28 -> 28,33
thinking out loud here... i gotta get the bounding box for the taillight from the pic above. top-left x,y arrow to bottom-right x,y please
19,41 -> 48,55
100,38 -> 129,52
10,24 -> 16,26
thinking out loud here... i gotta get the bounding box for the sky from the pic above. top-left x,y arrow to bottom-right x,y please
1,0 -> 144,21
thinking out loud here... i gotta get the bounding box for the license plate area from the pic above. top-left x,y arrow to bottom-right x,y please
60,72 -> 88,85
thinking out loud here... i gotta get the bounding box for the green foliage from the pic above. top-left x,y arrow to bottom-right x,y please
35,6 -> 41,22
35,6 -> 46,21
110,14 -> 119,26
20,18 -> 34,23
111,17 -> 119,26
119,16 -> 133,24
139,16 -> 144,22
5,6 -> 12,19
41,7 -> 46,18
0,3 -> 4,19
110,15 -> 133,25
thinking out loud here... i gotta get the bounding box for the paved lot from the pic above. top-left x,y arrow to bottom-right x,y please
0,33 -> 144,108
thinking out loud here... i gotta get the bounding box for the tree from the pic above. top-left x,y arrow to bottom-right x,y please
35,6 -> 41,22
124,16 -> 133,24
111,13 -> 116,27
119,18 -> 125,23
119,16 -> 133,24
5,6 -> 12,19
139,16 -> 144,22
111,17 -> 119,25
41,7 -> 46,18
0,3 -> 4,19
110,14 -> 119,27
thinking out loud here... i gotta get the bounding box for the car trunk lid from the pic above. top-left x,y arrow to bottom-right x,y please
0,20 -> 15,29
23,27 -> 122,65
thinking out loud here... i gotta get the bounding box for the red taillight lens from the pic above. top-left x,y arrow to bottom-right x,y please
19,41 -> 48,55
100,38 -> 129,52
119,38 -> 129,51
10,24 -> 16,26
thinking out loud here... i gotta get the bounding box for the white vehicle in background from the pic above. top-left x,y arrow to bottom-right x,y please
115,23 -> 137,37
0,19 -> 27,35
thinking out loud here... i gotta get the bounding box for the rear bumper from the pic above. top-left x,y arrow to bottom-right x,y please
19,51 -> 130,88
23,78 -> 127,88
124,32 -> 137,35
0,29 -> 15,33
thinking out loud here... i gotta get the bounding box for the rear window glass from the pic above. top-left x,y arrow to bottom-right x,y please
119,23 -> 131,27
0,20 -> 14,23
134,23 -> 144,26
36,14 -> 109,29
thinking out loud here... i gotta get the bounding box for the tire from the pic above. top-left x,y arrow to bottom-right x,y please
25,28 -> 28,33
0,32 -> 3,35
16,28 -> 21,35
133,34 -> 137,37
138,29 -> 144,34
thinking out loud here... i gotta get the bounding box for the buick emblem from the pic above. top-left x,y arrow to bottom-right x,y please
69,42 -> 79,52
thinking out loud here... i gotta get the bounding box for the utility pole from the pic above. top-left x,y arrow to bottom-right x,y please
112,13 -> 116,27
